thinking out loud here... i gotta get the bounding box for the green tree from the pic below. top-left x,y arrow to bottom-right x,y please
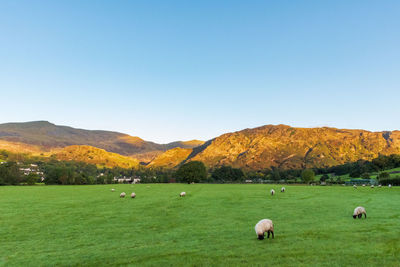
349,169 -> 361,178
271,170 -> 281,181
86,176 -> 96,184
211,166 -> 245,183
105,173 -> 113,184
0,162 -> 22,185
301,169 -> 315,184
176,161 -> 207,184
25,173 -> 39,185
44,165 -> 74,185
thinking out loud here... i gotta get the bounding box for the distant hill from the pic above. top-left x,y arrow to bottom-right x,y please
165,140 -> 204,150
54,145 -> 140,169
0,121 -> 203,160
133,140 -> 205,163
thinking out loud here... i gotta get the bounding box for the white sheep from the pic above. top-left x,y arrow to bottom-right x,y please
371,185 -> 374,188
131,192 -> 136,198
120,192 -> 126,198
353,206 -> 367,219
362,184 -> 366,187
180,192 -> 186,197
353,184 -> 357,189
388,184 -> 392,188
378,184 -> 382,188
255,219 -> 274,240
281,187 -> 285,193
270,189 -> 275,196
111,188 -> 115,192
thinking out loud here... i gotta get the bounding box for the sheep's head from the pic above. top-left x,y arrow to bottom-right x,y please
353,215 -> 357,219
258,234 -> 265,240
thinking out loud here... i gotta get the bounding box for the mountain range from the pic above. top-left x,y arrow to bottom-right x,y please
1,121 -> 399,170
0,120 -> 202,156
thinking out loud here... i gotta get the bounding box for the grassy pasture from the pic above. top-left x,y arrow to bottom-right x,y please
0,184 -> 399,266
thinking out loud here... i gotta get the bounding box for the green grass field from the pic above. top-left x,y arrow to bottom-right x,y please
1,184 -> 399,266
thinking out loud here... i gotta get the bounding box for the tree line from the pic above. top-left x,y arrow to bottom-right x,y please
174,154 -> 400,184
1,149 -> 400,185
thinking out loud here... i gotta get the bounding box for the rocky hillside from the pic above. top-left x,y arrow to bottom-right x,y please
186,125 -> 400,170
147,147 -> 193,169
131,140 -> 205,163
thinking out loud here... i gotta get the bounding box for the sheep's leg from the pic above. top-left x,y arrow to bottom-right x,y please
364,213 -> 367,219
358,214 -> 362,218
267,231 -> 270,238
271,231 -> 274,239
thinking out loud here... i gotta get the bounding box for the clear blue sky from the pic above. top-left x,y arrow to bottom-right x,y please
1,0 -> 399,143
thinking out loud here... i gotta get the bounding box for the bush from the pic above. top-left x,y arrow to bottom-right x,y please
320,174 -> 329,182
379,176 -> 400,186
378,172 -> 390,180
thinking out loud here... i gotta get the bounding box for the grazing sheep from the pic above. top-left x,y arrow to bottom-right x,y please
371,185 -> 374,188
378,184 -> 382,188
281,187 -> 285,193
362,184 -> 366,187
353,206 -> 367,219
270,189 -> 275,196
180,192 -> 186,197
255,219 -> 274,240
120,192 -> 126,198
389,184 -> 392,188
353,184 -> 357,189
131,192 -> 136,198
111,189 -> 115,192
